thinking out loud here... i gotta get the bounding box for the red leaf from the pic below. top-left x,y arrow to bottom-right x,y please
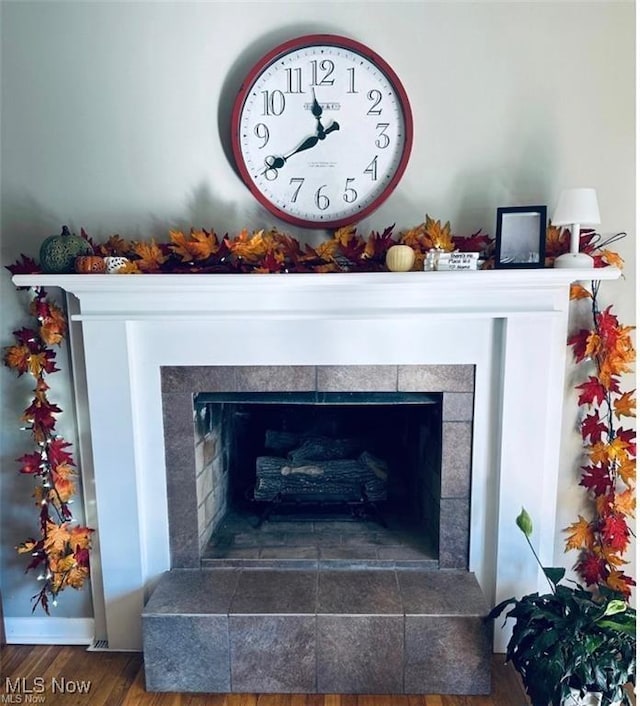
5,255 -> 41,276
452,229 -> 491,253
48,438 -> 75,467
576,376 -> 607,407
579,464 -> 613,495
580,412 -> 608,444
616,428 -> 636,458
601,514 -> 630,552
568,329 -> 591,362
13,328 -> 42,352
17,451 -> 43,475
576,551 -> 607,585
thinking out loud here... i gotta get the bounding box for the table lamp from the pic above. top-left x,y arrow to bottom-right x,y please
551,188 -> 600,268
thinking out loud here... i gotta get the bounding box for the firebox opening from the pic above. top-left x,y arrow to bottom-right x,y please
194,392 -> 443,565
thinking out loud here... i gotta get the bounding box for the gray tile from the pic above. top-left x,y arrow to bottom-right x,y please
398,365 -> 475,392
259,546 -> 319,560
235,365 -> 316,392
397,570 -> 488,616
404,616 -> 491,694
230,615 -> 316,692
161,365 -> 237,393
317,570 -> 402,614
317,365 -> 397,392
319,546 -> 379,561
143,614 -> 230,692
231,569 -> 317,614
439,498 -> 469,569
441,422 -> 472,498
317,615 -> 403,693
162,392 -> 199,568
442,392 -> 474,421
143,569 -> 239,615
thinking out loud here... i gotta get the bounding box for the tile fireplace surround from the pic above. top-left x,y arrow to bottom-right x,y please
13,268 -> 620,677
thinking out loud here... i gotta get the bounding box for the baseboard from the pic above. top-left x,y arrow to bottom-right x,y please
5,617 -> 94,645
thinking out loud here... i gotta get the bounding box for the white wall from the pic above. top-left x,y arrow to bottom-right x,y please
1,1 -> 635,621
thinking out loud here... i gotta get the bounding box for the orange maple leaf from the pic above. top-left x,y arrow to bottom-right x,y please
16,539 -> 38,555
564,515 -> 595,551
69,525 -> 93,551
132,239 -> 167,272
315,239 -> 338,261
570,283 -> 592,301
614,487 -> 636,517
545,224 -> 569,257
4,344 -> 30,374
425,215 -> 455,251
614,390 -> 636,419
607,437 -> 630,462
65,565 -> 89,589
599,249 -> 625,269
588,442 -> 610,466
44,521 -> 71,554
97,235 -> 131,257
334,225 -> 358,247
605,569 -> 633,596
617,456 -> 636,487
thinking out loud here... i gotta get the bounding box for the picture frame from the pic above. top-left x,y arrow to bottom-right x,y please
495,205 -> 547,269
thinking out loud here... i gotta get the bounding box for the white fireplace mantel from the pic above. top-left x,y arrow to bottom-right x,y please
13,268 -> 620,651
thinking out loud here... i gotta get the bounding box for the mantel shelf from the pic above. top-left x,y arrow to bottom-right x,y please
13,267 -> 621,321
13,266 -> 621,294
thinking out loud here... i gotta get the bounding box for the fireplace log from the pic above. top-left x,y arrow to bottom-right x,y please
254,453 -> 388,502
287,436 -> 364,464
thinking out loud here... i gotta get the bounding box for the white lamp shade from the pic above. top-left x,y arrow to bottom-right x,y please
551,188 -> 601,226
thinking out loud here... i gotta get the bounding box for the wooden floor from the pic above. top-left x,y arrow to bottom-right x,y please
1,645 -> 528,706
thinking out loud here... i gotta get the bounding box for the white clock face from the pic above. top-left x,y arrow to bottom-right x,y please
232,36 -> 413,228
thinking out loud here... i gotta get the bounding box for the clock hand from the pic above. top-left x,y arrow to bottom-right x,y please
263,124 -> 340,172
311,88 -> 326,137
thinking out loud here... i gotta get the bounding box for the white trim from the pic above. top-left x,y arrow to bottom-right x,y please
5,617 -> 94,645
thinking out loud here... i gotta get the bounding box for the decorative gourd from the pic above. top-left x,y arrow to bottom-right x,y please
385,244 -> 415,272
103,256 -> 130,274
39,226 -> 93,273
75,255 -> 106,274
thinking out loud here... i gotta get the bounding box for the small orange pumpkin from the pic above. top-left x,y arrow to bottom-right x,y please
74,255 -> 106,273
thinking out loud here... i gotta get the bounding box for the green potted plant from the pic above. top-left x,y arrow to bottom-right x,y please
488,509 -> 636,706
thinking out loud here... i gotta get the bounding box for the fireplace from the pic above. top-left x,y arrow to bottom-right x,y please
12,268 -> 619,663
162,365 -> 474,571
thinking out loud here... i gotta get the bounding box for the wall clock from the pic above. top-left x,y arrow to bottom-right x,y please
231,34 -> 413,229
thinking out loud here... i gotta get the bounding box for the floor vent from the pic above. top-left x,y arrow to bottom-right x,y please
87,639 -> 109,651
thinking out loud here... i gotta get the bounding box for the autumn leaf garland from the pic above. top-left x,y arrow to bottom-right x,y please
3,288 -> 93,613
565,272 -> 636,597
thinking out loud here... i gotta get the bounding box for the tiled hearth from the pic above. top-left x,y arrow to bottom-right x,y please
142,362 -> 490,694
143,568 -> 489,694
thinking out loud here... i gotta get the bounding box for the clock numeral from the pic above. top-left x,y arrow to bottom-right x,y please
254,123 -> 270,148
263,155 -> 280,181
261,90 -> 286,116
364,156 -> 378,181
289,177 -> 305,202
310,59 -> 335,86
375,123 -> 390,149
343,178 -> 358,204
366,89 -> 382,116
315,184 -> 330,211
285,68 -> 304,94
347,67 -> 358,94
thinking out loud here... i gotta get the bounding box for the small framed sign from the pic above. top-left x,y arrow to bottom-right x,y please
495,206 -> 547,268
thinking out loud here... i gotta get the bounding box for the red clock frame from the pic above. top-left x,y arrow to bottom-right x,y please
230,34 -> 414,229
